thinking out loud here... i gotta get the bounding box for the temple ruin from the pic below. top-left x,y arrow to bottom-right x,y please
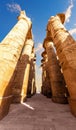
0,10 -> 76,120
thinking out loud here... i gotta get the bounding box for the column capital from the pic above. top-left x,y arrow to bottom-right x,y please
40,64 -> 43,67
41,51 -> 47,57
41,60 -> 46,68
17,10 -> 32,28
43,38 -> 53,49
57,13 -> 65,24
47,13 -> 65,32
41,59 -> 45,63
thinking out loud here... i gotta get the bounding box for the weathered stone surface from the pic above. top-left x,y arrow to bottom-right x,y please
12,39 -> 34,103
27,51 -> 36,98
43,38 -> 68,103
0,10 -> 32,119
45,63 -> 52,98
47,13 -> 76,116
41,52 -> 52,97
41,63 -> 47,96
0,96 -> 12,120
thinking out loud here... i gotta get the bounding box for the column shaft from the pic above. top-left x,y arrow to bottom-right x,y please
41,64 -> 47,96
43,39 -> 68,103
41,53 -> 52,97
27,52 -> 36,97
0,11 -> 31,119
47,13 -> 76,115
12,39 -> 34,103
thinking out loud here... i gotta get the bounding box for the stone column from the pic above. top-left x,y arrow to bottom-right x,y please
41,59 -> 47,96
47,13 -> 76,115
27,50 -> 36,97
27,53 -> 33,98
12,39 -> 34,103
41,52 -> 52,97
31,52 -> 36,95
43,38 -> 68,103
45,61 -> 52,98
0,11 -> 32,119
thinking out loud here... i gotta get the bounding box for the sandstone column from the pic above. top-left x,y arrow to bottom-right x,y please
31,52 -> 36,96
12,38 -> 34,103
47,13 -> 76,116
27,53 -> 33,98
43,38 -> 68,103
41,59 -> 47,96
0,10 -> 32,119
41,51 -> 52,97
45,61 -> 52,98
27,50 -> 36,97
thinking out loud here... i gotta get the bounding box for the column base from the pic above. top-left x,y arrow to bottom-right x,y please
52,96 -> 68,104
68,97 -> 76,117
0,96 -> 12,120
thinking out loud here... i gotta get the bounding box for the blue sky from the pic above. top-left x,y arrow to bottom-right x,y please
0,0 -> 76,91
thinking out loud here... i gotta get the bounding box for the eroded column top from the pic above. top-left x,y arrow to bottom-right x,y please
18,10 -> 32,28
47,13 -> 65,37
43,38 -> 54,49
41,51 -> 47,57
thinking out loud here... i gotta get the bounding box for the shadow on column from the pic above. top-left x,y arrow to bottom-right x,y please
27,56 -> 36,98
0,61 -> 18,120
12,54 -> 30,103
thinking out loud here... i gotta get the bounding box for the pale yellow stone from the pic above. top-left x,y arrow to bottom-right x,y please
12,39 -> 34,103
47,13 -> 76,116
0,10 -> 32,119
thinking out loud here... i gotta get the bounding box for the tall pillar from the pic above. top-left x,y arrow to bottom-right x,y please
41,52 -> 52,97
45,61 -> 52,98
31,52 -> 36,95
41,59 -> 47,96
27,50 -> 36,97
12,38 -> 34,103
43,38 -> 68,103
47,13 -> 76,116
0,11 -> 32,119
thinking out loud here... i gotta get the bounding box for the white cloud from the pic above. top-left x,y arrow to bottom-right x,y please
74,23 -> 76,26
69,28 -> 76,35
65,0 -> 74,23
6,3 -> 21,13
35,43 -> 43,52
